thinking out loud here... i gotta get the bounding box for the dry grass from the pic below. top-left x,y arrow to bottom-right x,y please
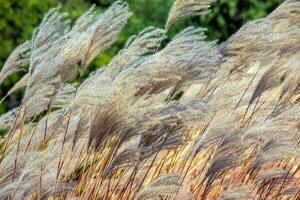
0,0 -> 300,199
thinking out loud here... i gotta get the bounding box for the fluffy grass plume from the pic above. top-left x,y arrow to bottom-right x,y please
0,0 -> 300,199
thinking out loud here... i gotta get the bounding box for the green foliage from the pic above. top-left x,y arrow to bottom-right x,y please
0,0 -> 284,114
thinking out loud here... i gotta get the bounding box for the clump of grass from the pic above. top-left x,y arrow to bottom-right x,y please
0,0 -> 300,199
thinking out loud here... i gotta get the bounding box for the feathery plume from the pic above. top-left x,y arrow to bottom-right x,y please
0,41 -> 31,85
166,0 -> 215,29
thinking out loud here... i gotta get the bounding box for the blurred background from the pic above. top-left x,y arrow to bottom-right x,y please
0,0 -> 284,116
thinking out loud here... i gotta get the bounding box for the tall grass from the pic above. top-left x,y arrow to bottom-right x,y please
0,0 -> 300,199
